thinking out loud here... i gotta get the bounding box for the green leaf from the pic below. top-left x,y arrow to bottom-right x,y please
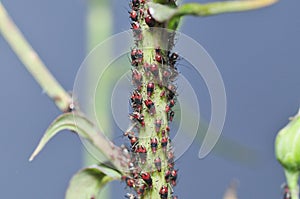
148,0 -> 278,29
29,113 -> 124,172
65,164 -> 121,199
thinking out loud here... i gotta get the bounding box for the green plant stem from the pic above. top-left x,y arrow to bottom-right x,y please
85,0 -> 113,198
0,2 -> 72,112
285,169 -> 299,199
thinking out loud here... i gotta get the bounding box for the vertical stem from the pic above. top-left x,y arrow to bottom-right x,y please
85,0 -> 113,198
285,169 -> 299,199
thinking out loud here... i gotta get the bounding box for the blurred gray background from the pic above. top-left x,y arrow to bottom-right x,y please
1,0 -> 299,198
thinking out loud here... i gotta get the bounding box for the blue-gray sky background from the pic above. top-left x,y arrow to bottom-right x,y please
0,0 -> 299,198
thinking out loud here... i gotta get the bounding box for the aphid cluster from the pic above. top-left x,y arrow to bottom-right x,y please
121,0 -> 179,198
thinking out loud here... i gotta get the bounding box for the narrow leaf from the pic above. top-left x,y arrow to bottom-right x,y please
29,113 -> 125,172
65,165 -> 121,199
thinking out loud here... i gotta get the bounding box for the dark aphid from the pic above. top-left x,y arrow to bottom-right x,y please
131,0 -> 140,10
130,90 -> 143,111
168,110 -> 175,122
283,184 -> 291,199
150,137 -> 158,153
144,99 -> 156,115
125,193 -> 138,199
159,185 -> 168,199
129,10 -> 138,21
166,99 -> 176,112
141,172 -> 153,188
166,89 -> 175,101
130,112 -> 145,126
155,119 -> 162,133
122,176 -> 135,188
161,136 -> 168,151
147,82 -> 155,97
150,63 -> 159,77
169,52 -> 179,67
154,157 -> 162,172
131,49 -> 143,66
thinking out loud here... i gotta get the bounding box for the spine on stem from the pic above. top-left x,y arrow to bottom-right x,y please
122,0 -> 179,198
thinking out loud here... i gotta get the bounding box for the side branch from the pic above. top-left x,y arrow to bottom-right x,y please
0,2 -> 72,112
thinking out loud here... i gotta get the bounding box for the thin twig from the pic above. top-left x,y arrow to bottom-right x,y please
0,2 -> 72,112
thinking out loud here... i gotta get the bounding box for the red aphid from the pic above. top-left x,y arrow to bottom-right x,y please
131,49 -> 143,66
129,10 -> 138,21
137,184 -> 146,196
160,90 -> 166,98
161,136 -> 168,151
128,134 -> 139,148
150,63 -> 159,77
135,145 -> 147,164
167,151 -> 175,168
165,170 -> 171,182
162,70 -> 171,81
159,186 -> 168,199
141,172 -> 153,188
132,69 -> 142,87
166,126 -> 170,132
170,169 -> 178,186
147,82 -> 155,97
155,119 -> 162,133
161,129 -> 166,137
150,137 -> 158,153
145,15 -> 156,27
283,185 -> 291,199
165,99 -> 175,112
168,83 -> 176,93
154,157 -> 162,172
122,176 -> 135,188
131,22 -> 140,30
